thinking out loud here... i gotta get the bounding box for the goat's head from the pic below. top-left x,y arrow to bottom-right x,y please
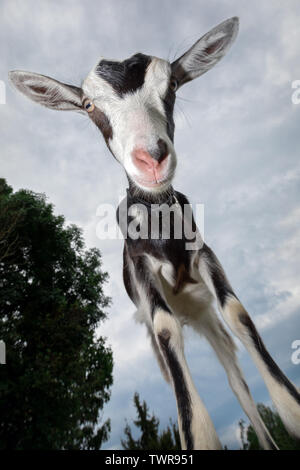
9,17 -> 238,196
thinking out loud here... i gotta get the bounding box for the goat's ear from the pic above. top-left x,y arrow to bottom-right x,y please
171,17 -> 239,88
8,70 -> 83,111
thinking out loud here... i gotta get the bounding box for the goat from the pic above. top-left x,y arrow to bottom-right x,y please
9,17 -> 300,450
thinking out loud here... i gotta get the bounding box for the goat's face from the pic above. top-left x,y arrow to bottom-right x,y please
9,17 -> 239,196
82,54 -> 177,193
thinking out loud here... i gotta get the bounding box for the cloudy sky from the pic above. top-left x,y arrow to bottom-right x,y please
1,0 -> 300,449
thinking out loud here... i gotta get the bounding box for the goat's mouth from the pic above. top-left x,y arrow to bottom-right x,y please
134,171 -> 174,191
135,175 -> 169,187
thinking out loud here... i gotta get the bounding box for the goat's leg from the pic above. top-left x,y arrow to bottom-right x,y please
198,244 -> 300,439
143,282 -> 221,450
192,306 -> 278,449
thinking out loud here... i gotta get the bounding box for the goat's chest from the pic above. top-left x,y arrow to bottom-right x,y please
147,254 -> 213,318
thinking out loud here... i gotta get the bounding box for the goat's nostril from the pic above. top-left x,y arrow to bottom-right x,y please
151,139 -> 169,163
134,151 -> 157,170
138,157 -> 153,170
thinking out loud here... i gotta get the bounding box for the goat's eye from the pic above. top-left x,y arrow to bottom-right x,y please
83,99 -> 95,113
169,79 -> 178,92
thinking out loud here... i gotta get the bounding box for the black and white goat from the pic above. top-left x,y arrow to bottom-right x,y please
9,17 -> 300,450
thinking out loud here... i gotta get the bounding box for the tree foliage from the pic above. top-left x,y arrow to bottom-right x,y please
121,393 -> 181,450
239,403 -> 300,450
0,179 -> 113,449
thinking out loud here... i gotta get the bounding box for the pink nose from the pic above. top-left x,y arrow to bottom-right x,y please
132,139 -> 169,174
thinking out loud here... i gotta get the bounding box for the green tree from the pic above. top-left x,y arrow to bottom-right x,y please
0,181 -> 23,262
121,393 -> 181,450
0,179 -> 113,449
239,403 -> 300,450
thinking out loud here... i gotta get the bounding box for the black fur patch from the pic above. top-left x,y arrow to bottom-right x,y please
122,239 -> 171,318
96,53 -> 151,97
158,331 -> 194,450
202,244 -> 237,307
148,282 -> 171,318
122,244 -> 138,303
162,85 -> 176,141
239,312 -> 300,406
88,106 -> 113,144
151,138 -> 168,163
171,60 -> 191,87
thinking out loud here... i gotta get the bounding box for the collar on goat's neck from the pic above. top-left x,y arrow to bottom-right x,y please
126,184 -> 176,208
